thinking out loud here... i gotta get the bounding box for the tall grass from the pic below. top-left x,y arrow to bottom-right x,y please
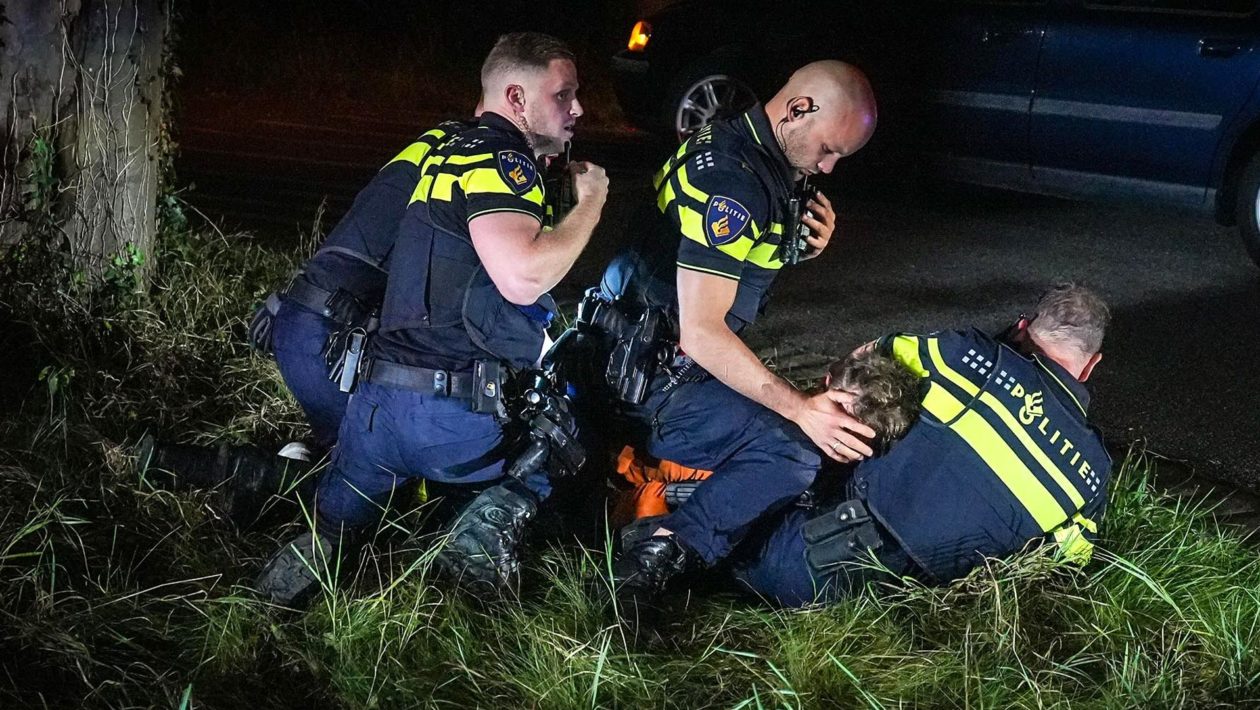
2,217 -> 1260,707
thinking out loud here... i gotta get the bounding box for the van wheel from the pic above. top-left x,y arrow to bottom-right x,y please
1235,150 -> 1260,268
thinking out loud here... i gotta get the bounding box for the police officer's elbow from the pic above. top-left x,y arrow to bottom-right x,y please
677,327 -> 711,363
497,276 -> 546,306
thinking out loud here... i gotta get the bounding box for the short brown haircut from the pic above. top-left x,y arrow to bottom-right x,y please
1029,282 -> 1110,355
481,32 -> 576,87
827,351 -> 921,444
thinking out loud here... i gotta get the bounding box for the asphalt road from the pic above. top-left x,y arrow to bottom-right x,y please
179,105 -> 1260,491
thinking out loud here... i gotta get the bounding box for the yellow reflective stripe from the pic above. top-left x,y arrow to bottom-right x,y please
927,338 -> 979,395
675,163 -> 709,205
920,381 -> 964,422
926,339 -> 1084,510
952,406 -> 1069,531
979,391 -> 1085,509
387,141 -> 430,167
1072,511 -> 1098,534
1053,524 -> 1094,565
411,174 -> 433,204
462,167 -> 516,195
745,241 -> 784,270
891,336 -> 928,377
677,203 -> 753,260
921,361 -> 1068,531
445,152 -> 494,166
743,114 -> 763,145
677,203 -> 707,245
768,222 -> 785,235
459,169 -> 544,205
657,180 -> 676,212
429,173 -> 458,201
677,261 -> 740,280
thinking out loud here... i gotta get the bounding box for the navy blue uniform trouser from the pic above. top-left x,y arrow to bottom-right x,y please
632,375 -> 823,566
271,301 -> 347,448
729,506 -> 915,607
314,380 -> 550,538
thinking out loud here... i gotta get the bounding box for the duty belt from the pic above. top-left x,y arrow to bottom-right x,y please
282,275 -> 374,327
360,358 -> 505,416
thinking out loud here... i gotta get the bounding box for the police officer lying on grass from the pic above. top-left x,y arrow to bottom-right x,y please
729,283 -> 1113,607
570,61 -> 880,619
255,32 -> 609,606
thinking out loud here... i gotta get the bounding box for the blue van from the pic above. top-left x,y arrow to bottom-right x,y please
611,1 -> 1260,266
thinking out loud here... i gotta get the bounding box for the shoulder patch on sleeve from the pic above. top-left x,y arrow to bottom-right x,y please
496,150 -> 538,194
704,195 -> 751,246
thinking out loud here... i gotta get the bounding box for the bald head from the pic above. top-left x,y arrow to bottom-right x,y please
765,61 -> 877,178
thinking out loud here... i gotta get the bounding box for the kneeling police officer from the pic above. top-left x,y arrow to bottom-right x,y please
256,32 -> 608,606
733,284 -> 1113,606
576,61 -> 880,620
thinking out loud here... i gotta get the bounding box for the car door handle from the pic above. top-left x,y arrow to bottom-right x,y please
1199,38 -> 1247,58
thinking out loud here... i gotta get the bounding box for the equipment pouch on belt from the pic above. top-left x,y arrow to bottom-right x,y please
471,360 -> 507,418
324,328 -> 368,393
802,499 -> 883,575
247,293 -> 283,355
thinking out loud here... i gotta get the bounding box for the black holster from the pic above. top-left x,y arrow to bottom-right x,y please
801,499 -> 884,576
574,290 -> 673,405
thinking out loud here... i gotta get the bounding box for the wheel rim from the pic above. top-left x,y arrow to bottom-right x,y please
1253,183 -> 1260,232
674,74 -> 757,141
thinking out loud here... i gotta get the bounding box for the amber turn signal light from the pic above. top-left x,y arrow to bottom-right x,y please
627,20 -> 652,52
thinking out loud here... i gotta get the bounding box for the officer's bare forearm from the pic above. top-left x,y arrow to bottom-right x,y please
470,203 -> 604,306
528,197 -> 604,294
680,320 -> 806,422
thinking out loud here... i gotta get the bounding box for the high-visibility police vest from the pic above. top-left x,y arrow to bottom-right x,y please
370,112 -> 554,372
855,328 -> 1111,583
608,106 -> 799,335
302,120 -> 475,305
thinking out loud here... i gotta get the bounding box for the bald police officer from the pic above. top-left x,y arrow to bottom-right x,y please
591,61 -> 880,618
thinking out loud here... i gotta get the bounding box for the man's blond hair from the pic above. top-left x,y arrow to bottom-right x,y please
827,351 -> 921,443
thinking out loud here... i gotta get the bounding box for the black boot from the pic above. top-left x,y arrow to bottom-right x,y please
611,534 -> 693,627
434,480 -> 538,594
254,531 -> 337,608
135,435 -> 318,526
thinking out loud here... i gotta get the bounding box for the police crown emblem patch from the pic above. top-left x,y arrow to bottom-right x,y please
496,150 -> 538,194
705,195 -> 751,246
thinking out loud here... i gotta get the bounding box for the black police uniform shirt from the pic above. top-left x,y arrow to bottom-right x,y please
371,112 -> 553,373
301,120 -> 475,304
854,328 -> 1111,583
630,105 -> 798,335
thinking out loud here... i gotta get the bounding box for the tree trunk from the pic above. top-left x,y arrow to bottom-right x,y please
1,0 -> 170,284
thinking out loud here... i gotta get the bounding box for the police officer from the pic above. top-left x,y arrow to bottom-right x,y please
255,32 -> 608,605
732,284 -> 1113,606
253,119 -> 476,448
600,62 -> 880,616
134,117 -> 479,522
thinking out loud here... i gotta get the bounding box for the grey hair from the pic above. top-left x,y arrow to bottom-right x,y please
1029,282 -> 1110,355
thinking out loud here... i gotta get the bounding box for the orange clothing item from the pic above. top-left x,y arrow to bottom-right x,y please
610,446 -> 713,524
